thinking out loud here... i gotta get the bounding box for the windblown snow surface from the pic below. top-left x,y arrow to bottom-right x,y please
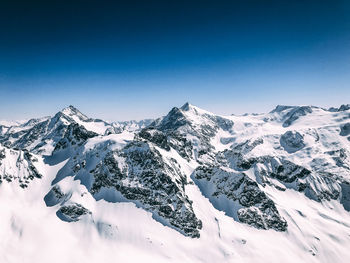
1,104 -> 350,263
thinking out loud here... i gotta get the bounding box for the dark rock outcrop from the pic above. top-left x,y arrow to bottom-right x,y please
280,131 -> 305,153
57,203 -> 91,222
340,123 -> 350,136
193,165 -> 287,231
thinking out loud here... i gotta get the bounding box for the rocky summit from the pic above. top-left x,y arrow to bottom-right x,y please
1,103 -> 350,262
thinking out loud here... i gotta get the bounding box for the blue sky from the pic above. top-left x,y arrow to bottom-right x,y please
0,0 -> 349,121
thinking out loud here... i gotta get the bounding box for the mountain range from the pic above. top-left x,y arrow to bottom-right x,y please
1,103 -> 350,262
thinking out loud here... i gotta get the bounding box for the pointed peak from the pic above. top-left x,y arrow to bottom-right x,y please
180,102 -> 204,113
180,102 -> 192,111
67,105 -> 77,110
179,102 -> 214,116
60,105 -> 89,121
61,105 -> 79,114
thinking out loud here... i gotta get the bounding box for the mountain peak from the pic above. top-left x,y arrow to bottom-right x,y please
270,105 -> 295,113
329,104 -> 350,112
270,104 -> 318,114
179,102 -> 214,117
60,105 -> 89,121
180,102 -> 192,111
180,102 -> 204,112
61,105 -> 79,114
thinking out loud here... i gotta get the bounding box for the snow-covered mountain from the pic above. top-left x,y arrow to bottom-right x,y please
1,103 -> 350,262
0,106 -> 152,155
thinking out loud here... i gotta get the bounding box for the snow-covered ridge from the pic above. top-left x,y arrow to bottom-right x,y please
0,145 -> 42,188
1,102 -> 350,262
0,106 -> 153,155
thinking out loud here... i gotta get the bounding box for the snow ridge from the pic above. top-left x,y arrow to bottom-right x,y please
1,103 -> 350,262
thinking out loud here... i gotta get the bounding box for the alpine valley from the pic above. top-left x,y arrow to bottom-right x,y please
1,103 -> 350,263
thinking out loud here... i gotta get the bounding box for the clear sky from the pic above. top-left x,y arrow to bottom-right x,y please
0,0 -> 349,121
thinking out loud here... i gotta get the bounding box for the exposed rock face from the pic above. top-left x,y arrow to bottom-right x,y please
53,140 -> 202,238
269,105 -> 314,127
329,104 -> 350,112
133,103 -> 350,232
3,103 -> 350,240
53,123 -> 97,153
341,182 -> 350,211
0,145 -> 41,188
280,131 -> 305,153
57,203 -> 91,222
326,148 -> 350,169
340,123 -> 350,136
214,134 -> 347,206
44,185 -> 72,207
282,106 -> 313,127
255,158 -> 311,184
143,103 -> 234,162
193,165 -> 288,231
0,109 -> 99,155
220,138 -> 264,170
138,128 -> 194,161
0,106 -> 154,154
61,105 -> 90,121
0,118 -> 50,150
270,105 -> 295,113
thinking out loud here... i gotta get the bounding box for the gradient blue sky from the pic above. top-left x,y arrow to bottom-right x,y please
1,0 -> 349,121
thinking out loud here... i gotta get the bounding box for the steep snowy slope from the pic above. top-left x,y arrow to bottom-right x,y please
46,131 -> 202,237
0,145 -> 42,188
1,103 -> 350,263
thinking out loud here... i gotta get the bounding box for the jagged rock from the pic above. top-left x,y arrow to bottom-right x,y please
340,123 -> 350,136
138,128 -> 171,151
282,106 -> 313,127
270,105 -> 314,127
0,107 -> 106,154
237,204 -> 287,231
0,148 -> 5,160
145,103 -> 234,162
341,182 -> 350,211
53,123 -> 97,153
326,149 -> 349,169
2,119 -> 50,150
3,103 -> 350,243
57,203 -> 91,222
138,128 -> 193,160
0,145 -> 42,187
329,104 -> 350,112
256,158 -> 311,184
221,138 -> 311,182
217,139 -> 343,204
193,165 -> 287,231
44,185 -> 72,207
220,138 -> 264,170
61,105 -> 90,121
58,140 -> 202,238
280,131 -> 305,153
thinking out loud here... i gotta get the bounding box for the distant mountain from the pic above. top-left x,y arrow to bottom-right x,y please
111,118 -> 154,133
1,103 -> 350,262
0,106 -> 153,155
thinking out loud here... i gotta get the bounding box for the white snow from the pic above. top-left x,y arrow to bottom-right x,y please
1,103 -> 350,262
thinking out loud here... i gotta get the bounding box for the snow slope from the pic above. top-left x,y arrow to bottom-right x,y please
1,103 -> 350,263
